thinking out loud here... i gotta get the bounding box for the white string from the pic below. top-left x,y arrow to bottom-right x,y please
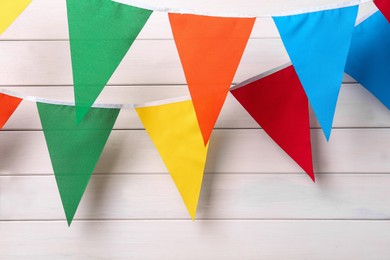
0,87 -> 191,109
113,0 -> 372,18
231,63 -> 292,91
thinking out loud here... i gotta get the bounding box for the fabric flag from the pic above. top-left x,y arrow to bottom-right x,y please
169,14 -> 255,145
345,11 -> 390,108
136,100 -> 209,219
273,6 -> 358,141
66,0 -> 152,123
0,93 -> 22,128
37,103 -> 119,226
0,0 -> 31,35
231,65 -> 314,181
375,0 -> 390,22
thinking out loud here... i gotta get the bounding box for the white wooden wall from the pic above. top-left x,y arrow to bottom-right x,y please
1,0 -> 390,259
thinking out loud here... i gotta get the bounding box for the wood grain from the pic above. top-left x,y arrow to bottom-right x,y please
1,174 -> 390,220
0,0 -> 376,41
0,39 -> 290,85
0,40 -> 360,86
0,129 -> 389,175
1,84 -> 390,130
1,221 -> 389,259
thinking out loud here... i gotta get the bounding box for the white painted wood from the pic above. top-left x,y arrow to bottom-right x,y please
2,84 -> 390,130
1,0 -> 389,258
1,174 -> 390,220
114,0 -> 373,17
0,0 -> 376,40
0,40 -> 361,86
0,129 -> 389,175
0,3 -> 278,40
1,221 -> 389,259
0,39 -> 287,85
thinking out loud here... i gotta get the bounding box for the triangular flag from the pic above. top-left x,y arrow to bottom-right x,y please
66,0 -> 152,123
136,100 -> 209,219
345,11 -> 390,108
0,93 -> 22,128
0,0 -> 31,35
37,103 -> 119,226
273,6 -> 358,140
169,14 -> 255,145
231,65 -> 314,181
375,0 -> 390,22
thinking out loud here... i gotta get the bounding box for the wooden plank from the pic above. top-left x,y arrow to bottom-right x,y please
0,1 -> 279,40
0,129 -> 389,175
2,84 -> 390,130
0,39 -> 291,85
0,0 -> 376,40
0,1 -> 375,41
114,0 -> 376,17
1,174 -> 390,220
0,40 -> 359,86
1,220 -> 389,259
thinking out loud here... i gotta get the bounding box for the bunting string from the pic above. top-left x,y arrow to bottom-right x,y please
114,0 -> 372,17
0,87 -> 191,109
0,61 -> 291,109
0,62 -> 300,109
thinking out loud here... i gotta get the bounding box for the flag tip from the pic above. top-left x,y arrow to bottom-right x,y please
202,133 -> 211,147
305,170 -> 315,182
187,206 -> 197,221
322,127 -> 332,142
66,212 -> 75,227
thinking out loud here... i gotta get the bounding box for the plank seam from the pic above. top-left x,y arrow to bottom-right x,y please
0,219 -> 389,222
1,173 -> 390,177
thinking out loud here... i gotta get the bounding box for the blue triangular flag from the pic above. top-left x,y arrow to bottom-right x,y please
345,11 -> 390,109
273,6 -> 358,140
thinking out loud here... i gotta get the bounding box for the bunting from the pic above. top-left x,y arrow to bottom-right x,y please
375,0 -> 390,22
0,0 -> 31,35
273,6 -> 358,140
0,93 -> 22,128
169,14 -> 255,145
136,100 -> 209,219
2,0 -> 390,226
37,103 -> 119,225
66,0 -> 152,123
231,65 -> 314,181
345,11 -> 390,108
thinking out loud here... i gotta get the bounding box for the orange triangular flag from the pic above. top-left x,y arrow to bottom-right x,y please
169,14 -> 255,145
0,93 -> 22,128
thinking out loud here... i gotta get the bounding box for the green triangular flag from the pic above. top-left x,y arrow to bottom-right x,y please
37,103 -> 120,226
66,0 -> 152,123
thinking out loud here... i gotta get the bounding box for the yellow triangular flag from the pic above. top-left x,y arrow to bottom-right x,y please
136,100 -> 209,220
0,0 -> 32,35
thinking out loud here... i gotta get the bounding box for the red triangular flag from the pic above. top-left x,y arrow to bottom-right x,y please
0,93 -> 22,128
230,65 -> 314,181
375,0 -> 390,22
169,13 -> 255,145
